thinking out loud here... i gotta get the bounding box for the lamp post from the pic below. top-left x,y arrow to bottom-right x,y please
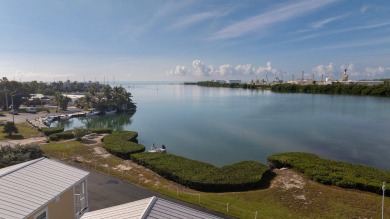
383,182 -> 386,219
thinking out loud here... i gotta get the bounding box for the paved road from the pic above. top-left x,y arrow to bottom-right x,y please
0,112 -> 48,123
87,170 -> 234,218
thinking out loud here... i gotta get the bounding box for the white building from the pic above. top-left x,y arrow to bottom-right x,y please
82,196 -> 222,219
0,158 -> 89,219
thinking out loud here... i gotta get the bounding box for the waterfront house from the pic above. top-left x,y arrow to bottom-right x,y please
0,157 -> 89,219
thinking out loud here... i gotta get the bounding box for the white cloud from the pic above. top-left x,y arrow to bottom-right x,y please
311,15 -> 346,29
312,63 -> 335,76
364,66 -> 390,78
210,0 -> 338,40
170,10 -> 228,30
257,61 -> 278,75
312,63 -> 390,79
166,65 -> 190,76
218,64 -> 235,76
360,5 -> 368,13
192,60 -> 214,76
167,60 -> 281,78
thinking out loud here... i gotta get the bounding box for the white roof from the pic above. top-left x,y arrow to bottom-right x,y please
81,196 -> 223,219
0,157 -> 89,219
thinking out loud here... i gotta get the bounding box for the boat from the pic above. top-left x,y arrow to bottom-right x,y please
85,108 -> 100,117
105,109 -> 117,115
148,144 -> 167,153
58,114 -> 72,120
42,116 -> 55,126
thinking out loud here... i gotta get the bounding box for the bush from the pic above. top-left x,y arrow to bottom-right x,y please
42,127 -> 64,136
267,152 -> 390,196
49,130 -> 74,141
103,131 -> 144,159
131,153 -> 269,192
89,128 -> 112,134
0,144 -> 43,168
73,127 -> 90,141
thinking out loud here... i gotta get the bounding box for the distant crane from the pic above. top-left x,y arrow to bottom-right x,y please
266,75 -> 269,84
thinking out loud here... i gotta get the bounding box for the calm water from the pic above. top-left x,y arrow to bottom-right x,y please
54,83 -> 390,170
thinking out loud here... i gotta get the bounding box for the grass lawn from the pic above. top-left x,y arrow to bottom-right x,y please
38,138 -> 390,219
0,122 -> 42,140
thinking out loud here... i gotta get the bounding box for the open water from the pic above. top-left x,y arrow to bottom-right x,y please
54,83 -> 390,170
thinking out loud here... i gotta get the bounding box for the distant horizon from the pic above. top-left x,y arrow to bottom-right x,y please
1,1 -> 390,81
4,77 -> 389,85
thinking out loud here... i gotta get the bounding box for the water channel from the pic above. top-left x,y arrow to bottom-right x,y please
53,83 -> 390,170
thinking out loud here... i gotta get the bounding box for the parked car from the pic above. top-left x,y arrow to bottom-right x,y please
26,107 -> 37,113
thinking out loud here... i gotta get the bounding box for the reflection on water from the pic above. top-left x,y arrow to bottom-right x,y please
53,112 -> 134,131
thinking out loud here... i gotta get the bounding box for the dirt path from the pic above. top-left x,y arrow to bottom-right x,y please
75,134 -> 201,192
0,137 -> 47,146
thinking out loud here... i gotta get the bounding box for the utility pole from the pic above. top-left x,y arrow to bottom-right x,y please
382,182 -> 386,219
4,87 -> 8,110
11,93 -> 21,123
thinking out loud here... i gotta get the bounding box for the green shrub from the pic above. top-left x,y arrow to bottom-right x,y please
267,152 -> 390,196
73,127 -> 90,141
42,127 -> 64,136
131,153 -> 269,192
103,131 -> 144,159
49,130 -> 74,141
89,128 -> 112,134
0,144 -> 43,168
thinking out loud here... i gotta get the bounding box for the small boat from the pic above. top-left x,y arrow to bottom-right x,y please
42,116 -> 55,126
105,109 -> 117,115
58,114 -> 72,120
148,144 -> 167,153
86,108 -> 100,117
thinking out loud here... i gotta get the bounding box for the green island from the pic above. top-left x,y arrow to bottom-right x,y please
2,125 -> 390,218
193,80 -> 390,97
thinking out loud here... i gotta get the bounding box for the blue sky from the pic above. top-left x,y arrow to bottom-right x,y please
0,0 -> 389,82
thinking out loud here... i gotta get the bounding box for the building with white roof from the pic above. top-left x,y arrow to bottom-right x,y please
81,196 -> 223,219
0,157 -> 89,219
0,158 -> 224,219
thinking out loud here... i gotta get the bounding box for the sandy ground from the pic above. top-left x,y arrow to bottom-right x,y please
0,137 -> 48,146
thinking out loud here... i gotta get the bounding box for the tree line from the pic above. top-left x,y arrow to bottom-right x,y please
0,77 -> 135,112
271,83 -> 390,97
193,80 -> 390,97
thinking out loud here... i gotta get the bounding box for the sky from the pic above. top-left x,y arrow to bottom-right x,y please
0,0 -> 390,82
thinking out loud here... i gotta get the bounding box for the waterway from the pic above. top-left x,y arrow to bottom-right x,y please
53,83 -> 390,170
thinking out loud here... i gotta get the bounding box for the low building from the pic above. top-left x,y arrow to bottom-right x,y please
0,157 -> 89,219
81,196 -> 222,219
228,80 -> 241,84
